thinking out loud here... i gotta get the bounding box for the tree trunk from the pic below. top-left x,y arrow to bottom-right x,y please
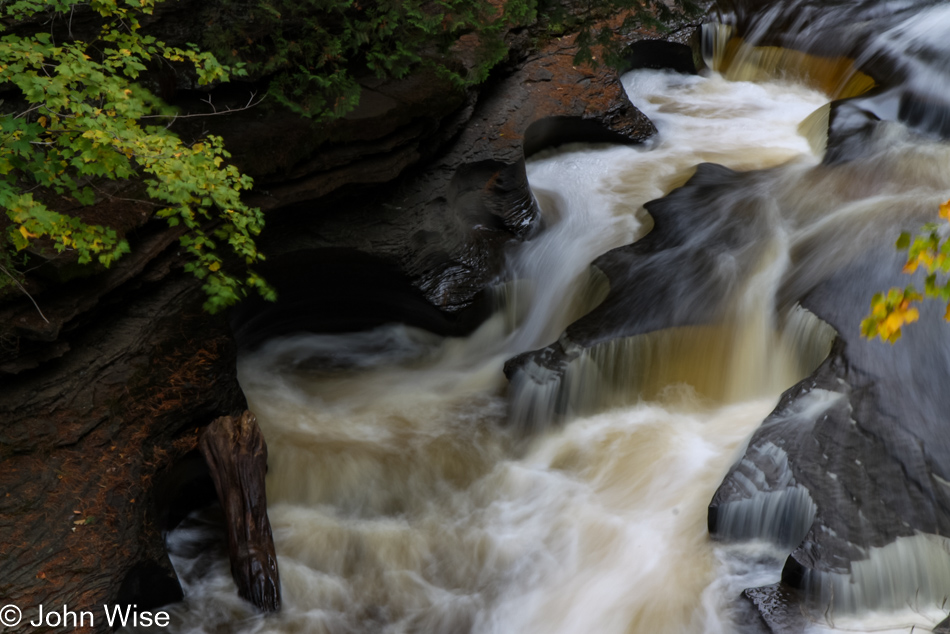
199,411 -> 281,613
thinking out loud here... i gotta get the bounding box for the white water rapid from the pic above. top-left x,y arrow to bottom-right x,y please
152,35 -> 950,634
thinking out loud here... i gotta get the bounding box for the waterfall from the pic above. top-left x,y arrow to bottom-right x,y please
153,4 -> 950,634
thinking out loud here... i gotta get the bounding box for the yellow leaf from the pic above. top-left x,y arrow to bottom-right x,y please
19,225 -> 37,240
38,116 -> 47,128
882,312 -> 904,337
871,299 -> 888,320
192,143 -> 204,153
209,261 -> 221,271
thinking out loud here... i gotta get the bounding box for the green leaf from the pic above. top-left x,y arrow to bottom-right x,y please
1,0 -> 274,312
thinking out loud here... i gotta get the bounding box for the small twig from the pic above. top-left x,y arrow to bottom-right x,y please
118,17 -> 134,35
0,264 -> 50,324
140,91 -> 265,123
88,182 -> 164,208
14,103 -> 45,119
22,253 -> 66,275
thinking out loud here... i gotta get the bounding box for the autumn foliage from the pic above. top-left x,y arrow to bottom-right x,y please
0,0 -> 272,311
862,199 -> 950,343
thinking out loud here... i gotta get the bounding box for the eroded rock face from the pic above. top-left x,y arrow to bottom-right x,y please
251,30 -> 659,315
0,270 -> 245,619
710,334 -> 950,600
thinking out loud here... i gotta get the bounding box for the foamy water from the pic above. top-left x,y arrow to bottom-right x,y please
151,61 -> 950,634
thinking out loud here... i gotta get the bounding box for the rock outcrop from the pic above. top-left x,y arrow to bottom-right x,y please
0,270 -> 245,618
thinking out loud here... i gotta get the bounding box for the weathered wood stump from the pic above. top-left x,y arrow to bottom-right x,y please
199,411 -> 281,612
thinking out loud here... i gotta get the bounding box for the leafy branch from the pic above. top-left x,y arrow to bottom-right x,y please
0,0 -> 274,312
861,199 -> 950,343
1,0 -> 703,317
201,0 -> 538,120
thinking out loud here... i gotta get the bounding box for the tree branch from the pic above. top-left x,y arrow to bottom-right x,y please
0,264 -> 50,324
140,92 -> 265,124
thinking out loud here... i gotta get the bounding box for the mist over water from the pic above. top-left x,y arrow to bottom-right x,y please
155,14 -> 950,634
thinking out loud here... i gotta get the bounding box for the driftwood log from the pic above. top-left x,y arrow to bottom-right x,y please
199,411 -> 281,612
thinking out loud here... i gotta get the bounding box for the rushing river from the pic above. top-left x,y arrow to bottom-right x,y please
153,4 -> 950,634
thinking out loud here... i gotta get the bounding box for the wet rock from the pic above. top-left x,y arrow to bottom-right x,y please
717,0 -> 950,140
504,163 -> 776,421
619,40 -> 699,75
710,334 -> 950,602
741,584 -> 807,634
254,30 -> 658,313
229,249 -> 493,353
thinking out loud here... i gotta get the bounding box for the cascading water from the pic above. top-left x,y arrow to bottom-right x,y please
150,4 -> 950,634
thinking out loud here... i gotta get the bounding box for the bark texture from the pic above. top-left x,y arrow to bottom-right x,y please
199,411 -> 280,613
